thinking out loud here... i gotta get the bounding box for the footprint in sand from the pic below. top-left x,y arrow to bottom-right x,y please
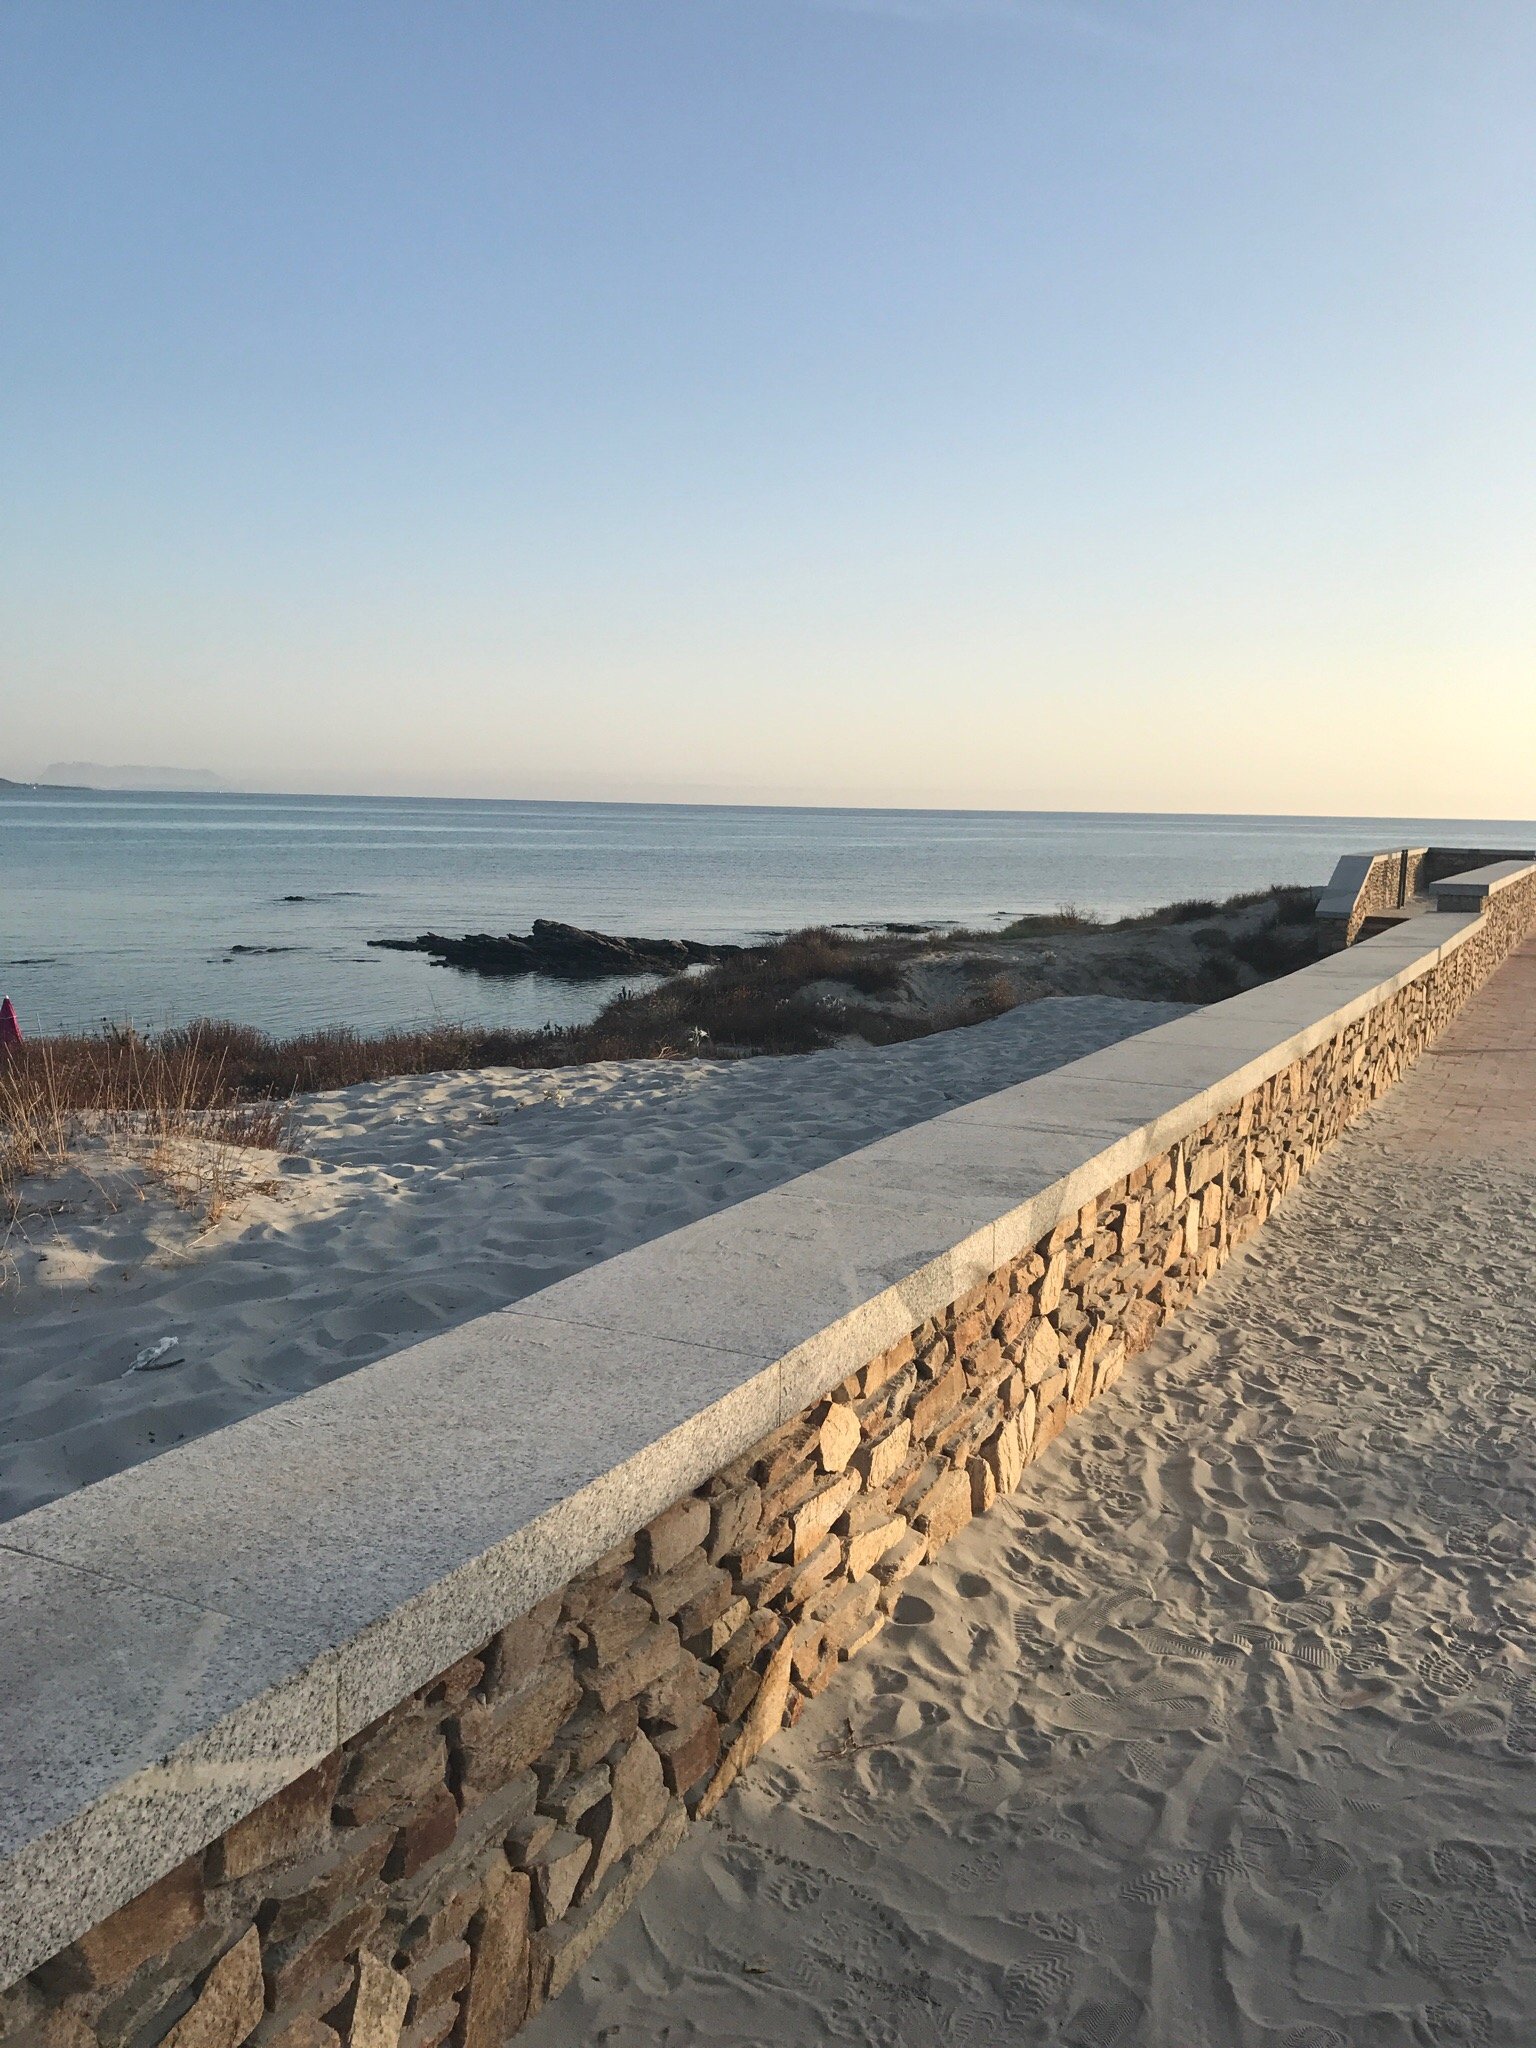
1132,1624 -> 1248,1667
1381,1887 -> 1514,1989
1063,1999 -> 1142,2048
1420,2002 -> 1493,2046
1117,1846 -> 1241,1906
1431,1841 -> 1499,1893
1000,1950 -> 1076,2018
951,1849 -> 1003,1891
894,1593 -> 936,1626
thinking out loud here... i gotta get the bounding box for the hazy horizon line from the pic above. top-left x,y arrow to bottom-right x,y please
4,776 -> 1534,832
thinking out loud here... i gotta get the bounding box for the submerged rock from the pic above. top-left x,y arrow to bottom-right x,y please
369,918 -> 744,980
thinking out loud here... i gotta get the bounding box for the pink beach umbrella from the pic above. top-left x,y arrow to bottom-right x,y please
0,998 -> 22,1051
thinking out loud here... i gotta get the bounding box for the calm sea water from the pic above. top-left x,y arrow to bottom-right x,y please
3,789 -> 1533,1036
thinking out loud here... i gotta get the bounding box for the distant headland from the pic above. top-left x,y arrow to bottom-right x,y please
35,762 -> 230,791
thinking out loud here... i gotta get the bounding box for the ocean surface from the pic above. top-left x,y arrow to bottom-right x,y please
3,789 -> 1533,1037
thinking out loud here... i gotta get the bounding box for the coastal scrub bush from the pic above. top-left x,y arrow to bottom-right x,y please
995,905 -> 1103,938
0,887 -> 1336,1141
0,1027 -> 291,1224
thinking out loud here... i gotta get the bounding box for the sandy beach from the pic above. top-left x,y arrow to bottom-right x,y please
0,993 -> 1187,1522
517,945 -> 1536,2048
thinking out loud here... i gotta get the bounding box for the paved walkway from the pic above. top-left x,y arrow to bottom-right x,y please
525,940 -> 1536,2048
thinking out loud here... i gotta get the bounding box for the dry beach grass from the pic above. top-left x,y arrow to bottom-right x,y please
0,1027 -> 291,1230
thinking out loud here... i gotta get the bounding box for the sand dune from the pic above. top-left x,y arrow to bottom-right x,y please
0,994 -> 1186,1522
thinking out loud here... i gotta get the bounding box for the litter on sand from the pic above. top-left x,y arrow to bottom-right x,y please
125,1336 -> 185,1375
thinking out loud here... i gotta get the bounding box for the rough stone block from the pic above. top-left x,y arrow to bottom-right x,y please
256,1828 -> 393,1951
544,1763 -> 610,1830
259,2022 -> 338,2048
482,1598 -> 562,1701
844,1614 -> 887,1659
1187,1142 -> 1226,1191
159,1929 -> 263,2048
963,1339 -> 1006,1390
526,1831 -> 592,1926
1034,1368 -> 1067,1411
872,1528 -> 926,1586
650,1711 -> 720,1797
760,1461 -> 821,1527
336,1718 -> 447,1828
996,1294 -> 1033,1346
402,1944 -> 470,2026
912,1467 -> 972,1550
638,1652 -> 712,1733
1020,1321 -> 1059,1387
816,1402 -> 861,1475
1032,1399 -> 1070,1460
697,1630 -> 793,1817
583,1621 -> 681,1715
639,1497 -> 711,1577
577,1735 -> 668,1900
690,1595 -> 749,1658
1037,1250 -> 1068,1314
560,1568 -> 627,1629
396,1880 -> 481,1964
714,1666 -> 760,1726
1122,1298 -> 1161,1355
263,1904 -> 381,2015
737,1559 -> 794,1612
967,1457 -> 997,1516
49,1857 -> 206,1993
212,1756 -> 342,1886
1094,1342 -> 1127,1394
505,1800 -> 562,1868
706,1483 -> 762,1564
674,1571 -> 737,1644
637,1552 -> 724,1627
855,1417 -> 910,1490
816,1579 -> 880,1658
910,1362 -> 966,1442
397,2006 -> 455,2048
984,1416 -> 1023,1497
860,1333 -> 914,1396
788,1617 -> 826,1685
466,1661 -> 582,1794
455,1863 -> 530,2048
548,1697 -> 638,1777
577,1590 -> 652,1668
790,1472 -> 860,1563
384,1786 -> 459,1883
784,1535 -> 842,1609
845,1514 -> 908,1581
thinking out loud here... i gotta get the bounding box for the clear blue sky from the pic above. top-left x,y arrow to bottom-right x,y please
3,2 -> 1533,812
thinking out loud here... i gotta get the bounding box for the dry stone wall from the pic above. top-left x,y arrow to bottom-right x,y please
5,871 -> 1536,2048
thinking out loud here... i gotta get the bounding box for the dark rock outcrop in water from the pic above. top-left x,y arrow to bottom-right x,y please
369,919 -> 744,981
